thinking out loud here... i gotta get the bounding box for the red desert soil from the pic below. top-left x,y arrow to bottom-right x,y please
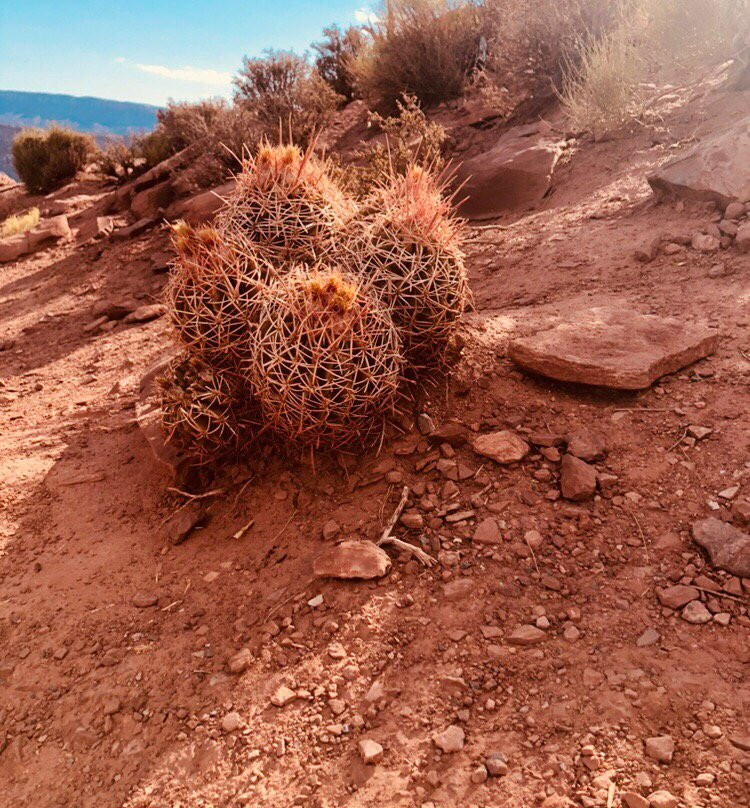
1,92 -> 749,808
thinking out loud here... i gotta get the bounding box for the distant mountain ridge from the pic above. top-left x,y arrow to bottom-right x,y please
0,124 -> 18,181
0,90 -> 162,181
0,90 -> 161,136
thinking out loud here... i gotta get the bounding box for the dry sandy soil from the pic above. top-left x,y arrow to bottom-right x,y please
0,82 -> 749,808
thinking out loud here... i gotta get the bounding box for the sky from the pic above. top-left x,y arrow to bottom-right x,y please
0,1 -> 378,107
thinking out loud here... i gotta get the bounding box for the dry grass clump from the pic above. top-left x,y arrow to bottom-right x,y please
165,221 -> 274,369
218,142 -> 355,264
352,165 -> 468,361
556,0 -> 750,136
158,355 -> 262,467
1,207 -> 39,237
558,29 -> 646,137
643,0 -> 747,69
483,0 -> 619,106
248,267 -> 403,450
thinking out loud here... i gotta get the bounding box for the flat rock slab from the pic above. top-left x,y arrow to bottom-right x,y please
508,625 -> 546,646
313,541 -> 391,580
472,430 -> 529,464
509,308 -> 719,390
648,115 -> 750,205
454,123 -> 564,219
692,517 -> 750,578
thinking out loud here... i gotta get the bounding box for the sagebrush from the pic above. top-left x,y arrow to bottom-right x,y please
312,25 -> 366,101
234,50 -> 341,146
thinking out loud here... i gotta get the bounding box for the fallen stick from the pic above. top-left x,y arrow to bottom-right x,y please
379,485 -> 410,545
167,487 -> 224,501
233,517 -> 255,540
378,485 -> 436,567
271,510 -> 297,542
691,585 -> 747,604
627,507 -> 651,566
666,427 -> 688,453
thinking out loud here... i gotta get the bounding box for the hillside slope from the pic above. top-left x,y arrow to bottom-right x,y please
0,77 -> 748,808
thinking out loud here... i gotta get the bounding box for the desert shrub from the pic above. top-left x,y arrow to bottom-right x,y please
482,0 -> 619,102
159,100 -> 260,187
12,127 -> 94,194
234,50 -> 341,146
351,0 -> 486,110
133,128 -> 174,169
100,100 -> 260,188
312,24 -> 366,101
356,94 -> 447,193
1,206 -> 39,237
97,138 -> 146,180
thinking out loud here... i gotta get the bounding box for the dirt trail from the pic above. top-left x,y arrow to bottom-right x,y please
0,88 -> 749,808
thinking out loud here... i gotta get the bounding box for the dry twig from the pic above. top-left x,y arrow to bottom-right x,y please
167,487 -> 225,501
627,508 -> 650,566
378,485 -> 436,567
233,518 -> 255,540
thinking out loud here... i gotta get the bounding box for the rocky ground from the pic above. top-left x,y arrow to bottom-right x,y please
0,78 -> 749,808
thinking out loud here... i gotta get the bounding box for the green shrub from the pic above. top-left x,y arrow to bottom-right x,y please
350,0 -> 485,111
12,127 -> 94,194
233,50 -> 341,146
312,24 -> 366,101
133,128 -> 174,169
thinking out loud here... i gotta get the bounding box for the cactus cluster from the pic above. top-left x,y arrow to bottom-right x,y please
160,141 -> 467,466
